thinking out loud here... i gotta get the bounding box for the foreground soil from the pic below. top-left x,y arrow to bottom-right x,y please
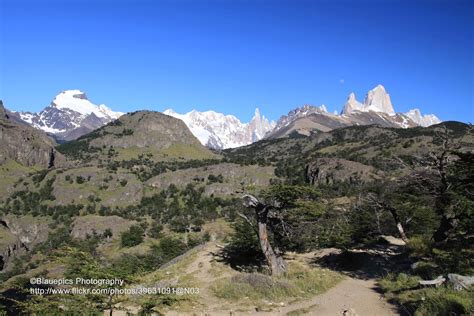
107,242 -> 400,315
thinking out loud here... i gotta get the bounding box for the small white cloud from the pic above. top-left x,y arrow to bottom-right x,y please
339,79 -> 345,84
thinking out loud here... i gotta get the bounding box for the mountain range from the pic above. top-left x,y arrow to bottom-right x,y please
8,84 -> 440,149
10,90 -> 123,142
163,108 -> 275,149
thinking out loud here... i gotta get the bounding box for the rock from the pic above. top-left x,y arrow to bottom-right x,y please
363,85 -> 395,115
419,275 -> 446,287
0,215 -> 52,271
0,101 -> 65,168
343,308 -> 358,316
447,274 -> 474,291
342,93 -> 364,115
380,235 -> 406,246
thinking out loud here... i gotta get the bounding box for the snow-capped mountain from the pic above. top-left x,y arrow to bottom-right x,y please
13,90 -> 123,141
11,85 -> 441,147
339,85 -> 440,126
405,108 -> 442,127
163,108 -> 275,149
267,84 -> 441,138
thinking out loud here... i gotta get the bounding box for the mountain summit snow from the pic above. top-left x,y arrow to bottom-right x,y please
14,90 -> 123,141
163,108 -> 275,149
12,84 -> 441,147
266,84 -> 441,138
342,84 -> 395,115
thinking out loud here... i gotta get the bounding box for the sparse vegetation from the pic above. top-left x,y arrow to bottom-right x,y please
212,263 -> 342,302
1,122 -> 472,315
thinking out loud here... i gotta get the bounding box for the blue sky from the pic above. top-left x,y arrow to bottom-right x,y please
0,0 -> 473,122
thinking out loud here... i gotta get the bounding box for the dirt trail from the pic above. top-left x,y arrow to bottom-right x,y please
277,277 -> 398,315
163,243 -> 400,316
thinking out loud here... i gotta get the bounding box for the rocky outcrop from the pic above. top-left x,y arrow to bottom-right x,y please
342,93 -> 364,115
0,101 -> 65,167
0,223 -> 24,271
363,85 -> 395,115
0,215 -> 52,271
306,158 -> 380,186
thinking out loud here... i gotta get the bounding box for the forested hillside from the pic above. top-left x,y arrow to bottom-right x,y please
0,116 -> 472,315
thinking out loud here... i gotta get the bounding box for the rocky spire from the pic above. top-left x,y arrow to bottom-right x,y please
341,92 -> 364,115
0,100 -> 10,120
363,84 -> 395,115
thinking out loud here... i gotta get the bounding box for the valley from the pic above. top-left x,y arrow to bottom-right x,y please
0,96 -> 472,315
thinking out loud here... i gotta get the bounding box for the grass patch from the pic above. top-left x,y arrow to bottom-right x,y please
211,262 -> 342,303
380,273 -> 473,315
379,273 -> 421,293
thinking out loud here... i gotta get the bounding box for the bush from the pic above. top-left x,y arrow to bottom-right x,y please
379,273 -> 421,293
407,236 -> 432,258
148,222 -> 163,238
121,225 -> 144,247
156,236 -> 187,261
415,287 -> 473,316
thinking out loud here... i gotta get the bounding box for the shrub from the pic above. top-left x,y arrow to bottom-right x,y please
103,228 -> 113,239
148,222 -> 163,238
76,176 -> 85,184
121,225 -> 144,247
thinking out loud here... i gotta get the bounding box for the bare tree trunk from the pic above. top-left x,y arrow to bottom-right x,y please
243,195 -> 287,277
386,206 -> 408,243
367,194 -> 408,243
257,209 -> 287,277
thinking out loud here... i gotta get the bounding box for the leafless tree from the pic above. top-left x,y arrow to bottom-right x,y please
240,194 -> 288,277
365,192 -> 409,243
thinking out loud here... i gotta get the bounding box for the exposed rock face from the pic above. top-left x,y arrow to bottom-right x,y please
342,93 -> 364,115
342,85 -> 395,115
248,108 -> 275,142
306,158 -> 379,186
0,101 -> 9,120
0,100 -> 65,167
0,223 -> 22,271
363,84 -> 395,115
12,90 -> 123,141
0,215 -> 52,271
